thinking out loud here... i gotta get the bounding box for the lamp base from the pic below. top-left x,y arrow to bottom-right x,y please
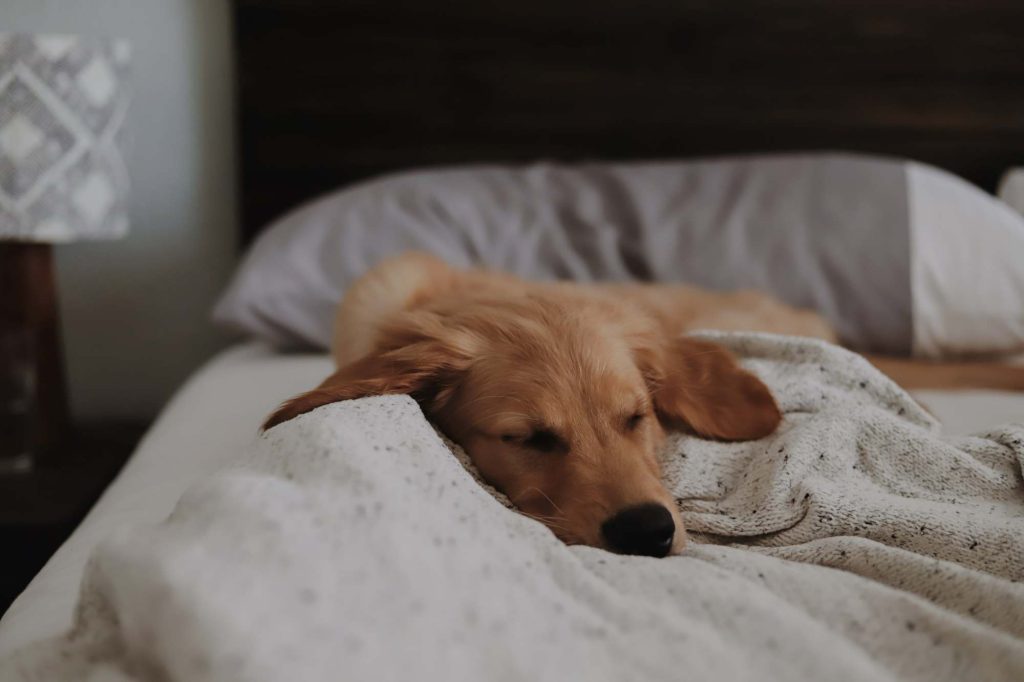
0,243 -> 70,463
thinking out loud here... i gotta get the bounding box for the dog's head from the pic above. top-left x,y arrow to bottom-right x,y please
264,292 -> 780,557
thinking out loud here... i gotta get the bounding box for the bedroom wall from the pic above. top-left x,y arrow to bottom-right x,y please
1,0 -> 238,420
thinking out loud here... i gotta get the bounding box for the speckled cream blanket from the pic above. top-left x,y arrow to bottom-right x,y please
3,334 -> 1023,682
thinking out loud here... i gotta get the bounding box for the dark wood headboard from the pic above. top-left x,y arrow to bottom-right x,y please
234,0 -> 1024,244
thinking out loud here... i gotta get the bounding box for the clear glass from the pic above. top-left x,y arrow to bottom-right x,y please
0,327 -> 35,474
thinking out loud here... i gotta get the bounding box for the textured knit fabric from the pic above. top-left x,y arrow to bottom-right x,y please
2,333 -> 1023,681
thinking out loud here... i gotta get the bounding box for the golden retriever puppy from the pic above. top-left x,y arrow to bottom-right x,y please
264,253 -> 1024,557
263,253 -> 839,557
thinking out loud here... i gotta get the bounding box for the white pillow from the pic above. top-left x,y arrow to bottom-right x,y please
998,167 -> 1024,216
910,163 -> 1024,356
213,154 -> 1024,358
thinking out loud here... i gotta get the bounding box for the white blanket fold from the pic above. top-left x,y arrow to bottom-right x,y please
3,333 -> 1023,681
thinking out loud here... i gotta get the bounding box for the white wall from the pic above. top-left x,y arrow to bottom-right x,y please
1,0 -> 238,419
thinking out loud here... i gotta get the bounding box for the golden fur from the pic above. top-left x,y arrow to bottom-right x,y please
264,252 -> 1024,555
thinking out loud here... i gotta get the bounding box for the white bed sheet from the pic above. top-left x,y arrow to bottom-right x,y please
0,343 -> 330,656
1,342 -> 1022,656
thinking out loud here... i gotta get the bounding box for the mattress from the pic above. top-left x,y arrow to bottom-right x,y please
1,341 -> 1022,655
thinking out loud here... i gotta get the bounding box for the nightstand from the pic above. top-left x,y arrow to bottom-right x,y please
0,420 -> 149,613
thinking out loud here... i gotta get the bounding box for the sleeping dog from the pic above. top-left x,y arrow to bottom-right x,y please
264,253 -> 1024,557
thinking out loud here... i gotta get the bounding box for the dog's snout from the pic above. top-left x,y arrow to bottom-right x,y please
601,503 -> 675,557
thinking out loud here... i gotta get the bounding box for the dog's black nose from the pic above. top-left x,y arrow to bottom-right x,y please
601,503 -> 675,557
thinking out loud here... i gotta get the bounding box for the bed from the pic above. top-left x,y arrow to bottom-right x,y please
3,0 -> 1024,678
0,344 -> 328,655
0,341 -> 1020,656
0,341 -> 1021,678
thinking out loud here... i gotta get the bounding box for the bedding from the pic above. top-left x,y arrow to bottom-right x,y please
0,344 -> 327,657
213,154 -> 1024,357
2,335 -> 1023,681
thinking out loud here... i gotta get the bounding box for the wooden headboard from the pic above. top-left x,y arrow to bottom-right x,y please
233,0 -> 1024,244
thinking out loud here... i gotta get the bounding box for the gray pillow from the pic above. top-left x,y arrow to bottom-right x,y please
213,153 -> 1024,357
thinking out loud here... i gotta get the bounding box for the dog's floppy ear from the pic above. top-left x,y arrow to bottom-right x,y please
263,312 -> 478,431
637,336 -> 781,441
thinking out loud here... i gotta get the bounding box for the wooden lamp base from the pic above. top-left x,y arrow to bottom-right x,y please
0,243 -> 70,462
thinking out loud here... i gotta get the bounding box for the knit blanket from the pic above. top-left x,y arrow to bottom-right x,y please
3,333 -> 1023,681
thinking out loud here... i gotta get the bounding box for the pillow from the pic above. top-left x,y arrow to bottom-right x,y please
998,167 -> 1024,216
213,153 -> 1024,358
910,163 -> 1024,356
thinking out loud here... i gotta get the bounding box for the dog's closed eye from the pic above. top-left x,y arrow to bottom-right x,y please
502,429 -> 566,454
625,411 -> 646,431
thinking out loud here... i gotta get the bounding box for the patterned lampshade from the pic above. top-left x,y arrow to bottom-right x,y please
0,34 -> 130,242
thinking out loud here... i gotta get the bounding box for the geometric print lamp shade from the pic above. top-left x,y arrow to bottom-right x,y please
0,34 -> 130,242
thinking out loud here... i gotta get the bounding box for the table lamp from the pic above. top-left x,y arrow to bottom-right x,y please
0,33 -> 130,468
